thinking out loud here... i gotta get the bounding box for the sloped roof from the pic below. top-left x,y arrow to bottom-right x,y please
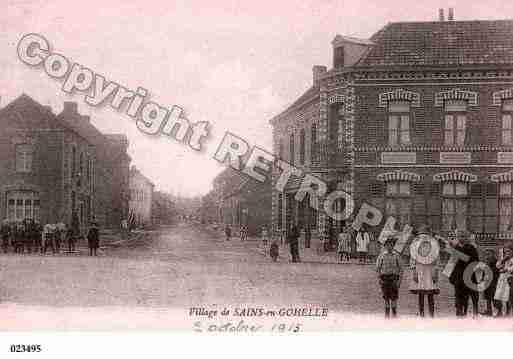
271,85 -> 319,124
357,20 -> 513,67
0,94 -> 75,132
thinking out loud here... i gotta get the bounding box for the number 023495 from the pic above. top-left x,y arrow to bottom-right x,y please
10,344 -> 42,353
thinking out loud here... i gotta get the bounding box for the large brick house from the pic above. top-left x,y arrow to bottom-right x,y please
270,14 -> 513,242
0,94 -> 131,232
0,94 -> 94,231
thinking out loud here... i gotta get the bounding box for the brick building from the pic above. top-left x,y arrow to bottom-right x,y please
0,94 -> 131,232
128,166 -> 154,226
57,102 -> 131,229
271,13 -> 513,242
210,167 -> 272,236
0,94 -> 94,232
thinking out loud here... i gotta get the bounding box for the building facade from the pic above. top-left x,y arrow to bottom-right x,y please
210,167 -> 272,236
0,95 -> 94,232
271,15 -> 513,242
0,94 -> 131,232
129,166 -> 154,226
57,102 -> 131,229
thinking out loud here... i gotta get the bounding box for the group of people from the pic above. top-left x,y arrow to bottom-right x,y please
376,225 -> 513,319
0,218 -> 101,256
223,224 -> 249,241
337,226 -> 380,263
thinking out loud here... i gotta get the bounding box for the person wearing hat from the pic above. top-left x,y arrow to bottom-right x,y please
448,229 -> 480,317
376,235 -> 403,318
409,224 -> 440,318
87,219 -> 100,256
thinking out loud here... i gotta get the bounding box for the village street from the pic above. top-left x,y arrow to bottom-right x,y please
1,223 -> 510,330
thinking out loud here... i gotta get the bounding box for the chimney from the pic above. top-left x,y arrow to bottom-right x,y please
439,8 -> 445,21
312,65 -> 327,85
448,8 -> 454,21
63,101 -> 78,116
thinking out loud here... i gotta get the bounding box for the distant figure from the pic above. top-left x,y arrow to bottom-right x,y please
43,224 -> 55,254
240,225 -> 247,241
66,226 -> 75,253
1,220 -> 11,253
270,239 -> 279,262
287,225 -> 300,263
261,225 -> 269,245
337,227 -> 351,262
356,228 -> 370,263
225,225 -> 231,241
87,221 -> 100,256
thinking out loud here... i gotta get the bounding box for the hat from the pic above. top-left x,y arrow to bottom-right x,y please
418,224 -> 431,234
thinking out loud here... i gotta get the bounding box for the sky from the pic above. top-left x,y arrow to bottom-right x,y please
2,0 -> 513,196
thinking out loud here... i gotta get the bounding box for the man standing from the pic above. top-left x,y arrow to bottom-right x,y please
288,224 -> 300,263
448,229 -> 480,317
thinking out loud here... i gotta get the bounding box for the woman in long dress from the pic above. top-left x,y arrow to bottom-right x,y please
409,225 -> 440,318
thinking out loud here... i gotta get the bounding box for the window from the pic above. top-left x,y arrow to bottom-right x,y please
72,146 -> 76,177
15,144 -> 33,172
289,133 -> 295,166
79,152 -> 84,176
444,100 -> 467,146
6,191 -> 40,222
311,124 -> 317,163
337,106 -> 344,150
278,141 -> 283,160
385,181 -> 412,226
442,181 -> 469,231
299,129 -> 305,165
502,100 -> 513,146
388,101 -> 410,146
499,182 -> 513,232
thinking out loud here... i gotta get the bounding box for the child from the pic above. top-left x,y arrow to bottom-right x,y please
482,249 -> 501,317
376,236 -> 403,318
270,239 -> 279,262
337,227 -> 351,262
494,245 -> 513,316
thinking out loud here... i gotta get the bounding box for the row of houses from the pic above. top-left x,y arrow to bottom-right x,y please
269,11 -> 513,242
0,94 -> 156,233
202,167 -> 271,236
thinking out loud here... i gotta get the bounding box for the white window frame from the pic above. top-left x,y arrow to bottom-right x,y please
388,101 -> 410,147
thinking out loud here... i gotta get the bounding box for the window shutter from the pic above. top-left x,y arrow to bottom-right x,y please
485,183 -> 498,197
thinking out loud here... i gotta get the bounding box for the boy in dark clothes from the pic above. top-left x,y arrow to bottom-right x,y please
482,249 -> 501,317
376,236 -> 403,318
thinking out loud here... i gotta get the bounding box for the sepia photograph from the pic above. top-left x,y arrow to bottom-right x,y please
1,0 -> 513,354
